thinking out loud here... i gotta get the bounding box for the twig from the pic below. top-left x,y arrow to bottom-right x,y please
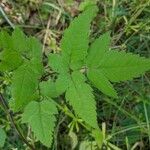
0,94 -> 35,150
0,4 -> 15,29
42,16 -> 51,53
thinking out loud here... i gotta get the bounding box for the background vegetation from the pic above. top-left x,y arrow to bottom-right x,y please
0,0 -> 150,149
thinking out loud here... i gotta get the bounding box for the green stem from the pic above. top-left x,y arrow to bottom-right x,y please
106,123 -> 148,141
55,101 -> 92,131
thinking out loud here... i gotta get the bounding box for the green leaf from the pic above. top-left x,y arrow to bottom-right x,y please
0,28 -> 28,53
79,141 -> 97,150
40,79 -> 57,98
87,32 -> 111,68
48,53 -> 69,73
40,73 -> 71,98
55,73 -> 71,95
61,5 -> 98,70
27,37 -> 43,60
47,53 -> 71,98
99,51 -> 150,82
86,33 -> 150,97
79,0 -> 97,11
0,128 -> 6,148
0,49 -> 23,71
0,28 -> 42,61
0,29 -> 24,71
66,71 -> 98,129
69,131 -> 78,149
22,99 -> 57,147
12,28 -> 28,52
0,31 -> 12,50
11,59 -> 43,111
87,69 -> 118,98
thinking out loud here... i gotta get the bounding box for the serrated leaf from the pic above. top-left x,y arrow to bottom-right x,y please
61,5 -> 98,70
0,28 -> 42,61
27,37 -> 43,60
86,33 -> 150,97
87,32 -> 111,68
0,31 -> 12,50
0,30 -> 24,71
40,73 -> 71,98
48,53 -> 69,73
40,79 -> 57,98
55,73 -> 71,95
99,51 -> 150,82
0,128 -> 6,148
0,28 -> 28,53
12,28 -> 28,52
11,59 -> 43,111
0,49 -> 23,71
87,69 -> 118,98
22,99 -> 57,147
66,71 -> 98,129
79,0 -> 97,11
9,90 -> 40,111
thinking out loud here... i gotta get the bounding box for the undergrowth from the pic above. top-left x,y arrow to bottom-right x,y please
0,0 -> 150,149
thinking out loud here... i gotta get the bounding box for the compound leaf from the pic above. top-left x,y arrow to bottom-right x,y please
22,99 -> 58,147
86,33 -> 150,97
11,59 -> 43,111
66,71 -> 98,129
61,5 -> 98,70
